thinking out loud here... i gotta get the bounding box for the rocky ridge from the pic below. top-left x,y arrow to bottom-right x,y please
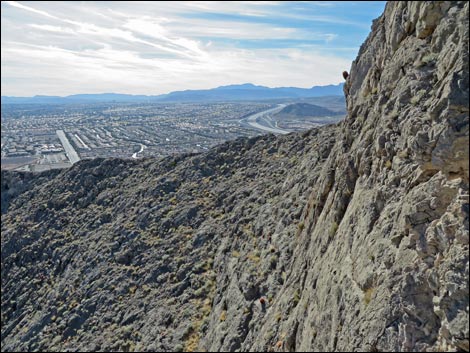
1,1 -> 469,352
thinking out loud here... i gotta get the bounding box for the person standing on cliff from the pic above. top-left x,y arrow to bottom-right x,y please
343,70 -> 350,96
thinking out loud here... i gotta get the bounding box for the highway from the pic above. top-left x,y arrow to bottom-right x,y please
132,144 -> 146,159
56,130 -> 81,164
239,104 -> 290,135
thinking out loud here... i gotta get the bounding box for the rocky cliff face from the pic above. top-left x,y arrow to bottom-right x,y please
1,1 -> 468,352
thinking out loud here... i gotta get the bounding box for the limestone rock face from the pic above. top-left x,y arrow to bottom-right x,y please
1,1 -> 468,352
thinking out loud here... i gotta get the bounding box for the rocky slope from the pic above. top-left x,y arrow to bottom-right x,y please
1,1 -> 469,352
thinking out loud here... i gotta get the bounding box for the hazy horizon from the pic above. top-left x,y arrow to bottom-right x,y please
1,1 -> 385,96
1,82 -> 344,98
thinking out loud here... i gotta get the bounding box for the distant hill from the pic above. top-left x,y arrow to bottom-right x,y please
0,93 -> 154,105
1,83 -> 344,104
157,83 -> 344,102
276,103 -> 338,118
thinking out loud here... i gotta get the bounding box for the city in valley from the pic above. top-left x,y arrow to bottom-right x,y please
1,98 -> 345,172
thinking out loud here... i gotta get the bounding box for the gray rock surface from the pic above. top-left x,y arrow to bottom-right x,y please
1,1 -> 468,352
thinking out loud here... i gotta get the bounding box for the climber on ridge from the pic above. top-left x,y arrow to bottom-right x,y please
343,70 -> 350,97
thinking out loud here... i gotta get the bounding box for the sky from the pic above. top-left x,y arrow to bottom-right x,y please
1,1 -> 386,97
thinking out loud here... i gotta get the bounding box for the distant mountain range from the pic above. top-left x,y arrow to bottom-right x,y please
1,83 -> 344,104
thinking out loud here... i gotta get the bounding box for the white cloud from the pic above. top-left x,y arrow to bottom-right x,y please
2,40 -> 349,96
1,1 -> 361,96
5,1 -> 59,20
29,24 -> 76,34
166,19 -> 302,40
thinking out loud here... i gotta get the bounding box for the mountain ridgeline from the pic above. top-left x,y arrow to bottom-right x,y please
1,1 -> 469,352
0,83 -> 344,105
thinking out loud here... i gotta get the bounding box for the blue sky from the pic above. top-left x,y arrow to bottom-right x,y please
1,1 -> 386,96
